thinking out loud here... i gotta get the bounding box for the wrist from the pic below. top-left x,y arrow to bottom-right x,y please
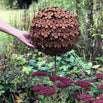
10,28 -> 22,37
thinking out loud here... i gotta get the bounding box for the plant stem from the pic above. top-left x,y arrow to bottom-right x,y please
54,55 -> 57,103
3,95 -> 9,103
11,93 -> 16,103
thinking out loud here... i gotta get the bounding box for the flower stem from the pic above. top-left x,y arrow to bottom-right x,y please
54,55 -> 57,103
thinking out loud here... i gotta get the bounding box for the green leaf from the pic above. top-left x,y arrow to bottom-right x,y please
37,61 -> 46,67
88,62 -> 93,68
101,35 -> 103,38
74,66 -> 78,70
57,57 -> 62,61
48,62 -> 54,68
38,67 -> 49,70
96,57 -> 103,61
10,88 -> 15,92
75,69 -> 81,75
58,61 -> 66,67
0,90 -> 5,96
38,51 -> 42,55
66,55 -> 75,62
69,50 -> 75,54
75,99 -> 80,103
92,33 -> 103,38
17,56 -> 26,65
0,85 -> 4,89
29,59 -> 36,66
22,66 -> 33,74
92,65 -> 100,68
92,33 -> 100,37
85,70 -> 91,74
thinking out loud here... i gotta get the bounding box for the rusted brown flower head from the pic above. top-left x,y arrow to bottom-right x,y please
30,7 -> 79,56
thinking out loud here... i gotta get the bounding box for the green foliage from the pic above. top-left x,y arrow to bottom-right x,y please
56,50 -> 92,79
22,66 -> 34,74
92,33 -> 103,38
0,48 -> 103,102
0,0 -> 103,102
0,86 -> 5,96
1,0 -> 14,9
31,0 -> 77,16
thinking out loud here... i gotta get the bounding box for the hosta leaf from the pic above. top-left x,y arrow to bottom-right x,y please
48,62 -> 54,68
22,66 -> 33,74
29,59 -> 36,66
37,61 -> 46,67
92,65 -> 100,69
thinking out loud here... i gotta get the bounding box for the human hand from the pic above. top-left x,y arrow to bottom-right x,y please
16,31 -> 35,48
0,18 -> 36,48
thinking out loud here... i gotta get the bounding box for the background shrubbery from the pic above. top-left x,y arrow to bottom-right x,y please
0,0 -> 103,103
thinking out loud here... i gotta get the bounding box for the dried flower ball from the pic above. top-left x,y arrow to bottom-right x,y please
30,7 -> 79,56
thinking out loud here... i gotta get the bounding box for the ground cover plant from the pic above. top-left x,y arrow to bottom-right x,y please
0,49 -> 103,103
0,0 -> 103,103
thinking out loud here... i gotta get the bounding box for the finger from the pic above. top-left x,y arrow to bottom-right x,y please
27,43 -> 36,48
25,34 -> 33,39
24,39 -> 37,48
22,31 -> 31,37
29,41 -> 37,48
30,40 -> 34,45
28,33 -> 33,37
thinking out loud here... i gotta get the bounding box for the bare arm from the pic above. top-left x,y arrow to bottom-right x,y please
0,18 -> 35,48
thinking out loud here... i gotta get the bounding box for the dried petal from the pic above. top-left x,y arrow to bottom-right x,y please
30,7 -> 79,56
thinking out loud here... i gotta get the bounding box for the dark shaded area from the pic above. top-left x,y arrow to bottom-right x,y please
18,0 -> 38,9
